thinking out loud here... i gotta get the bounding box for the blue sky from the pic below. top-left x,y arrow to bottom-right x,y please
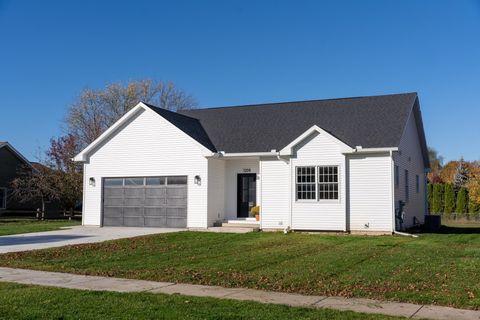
0,0 -> 479,162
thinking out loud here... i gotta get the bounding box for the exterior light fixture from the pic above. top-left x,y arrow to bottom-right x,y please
89,177 -> 96,187
194,175 -> 201,185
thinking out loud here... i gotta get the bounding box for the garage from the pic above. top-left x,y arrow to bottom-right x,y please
102,176 -> 187,228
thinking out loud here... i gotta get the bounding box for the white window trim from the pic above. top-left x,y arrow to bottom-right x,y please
295,166 -> 317,202
295,165 -> 340,203
0,187 -> 6,209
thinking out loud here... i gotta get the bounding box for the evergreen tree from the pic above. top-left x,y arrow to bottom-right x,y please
432,183 -> 444,214
468,200 -> 480,216
453,158 -> 469,192
427,183 -> 433,213
456,188 -> 468,215
444,184 -> 456,216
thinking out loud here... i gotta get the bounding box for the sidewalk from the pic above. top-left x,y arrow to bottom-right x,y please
0,267 -> 478,320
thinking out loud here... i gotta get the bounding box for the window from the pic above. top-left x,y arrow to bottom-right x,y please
318,166 -> 339,200
395,165 -> 399,188
104,178 -> 123,187
124,177 -> 145,186
146,177 -> 165,186
416,175 -> 420,193
296,167 -> 316,200
0,188 -> 6,209
405,170 -> 409,202
167,176 -> 188,185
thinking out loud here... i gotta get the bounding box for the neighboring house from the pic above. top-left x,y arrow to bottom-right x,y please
74,92 -> 429,233
0,141 -> 33,214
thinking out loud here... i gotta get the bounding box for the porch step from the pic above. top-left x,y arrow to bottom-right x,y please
221,222 -> 260,229
204,226 -> 259,234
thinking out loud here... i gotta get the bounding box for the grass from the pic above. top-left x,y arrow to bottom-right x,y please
0,282 -> 402,320
0,218 -> 80,236
0,226 -> 479,310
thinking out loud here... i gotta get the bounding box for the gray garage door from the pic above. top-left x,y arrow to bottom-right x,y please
102,176 -> 187,228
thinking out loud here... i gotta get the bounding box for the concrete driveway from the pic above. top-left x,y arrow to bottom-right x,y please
0,226 -> 185,253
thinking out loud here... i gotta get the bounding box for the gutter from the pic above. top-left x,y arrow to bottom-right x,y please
344,146 -> 399,154
207,150 -> 279,158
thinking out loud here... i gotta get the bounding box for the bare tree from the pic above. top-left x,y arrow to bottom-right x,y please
47,134 -> 83,219
11,164 -> 58,220
67,80 -> 196,149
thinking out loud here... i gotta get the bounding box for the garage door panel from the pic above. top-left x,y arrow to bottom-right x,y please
124,188 -> 144,197
124,197 -> 144,207
146,188 -> 166,197
103,176 -> 187,228
104,217 -> 123,226
124,217 -> 144,227
166,187 -> 186,196
145,197 -> 165,206
103,207 -> 123,217
145,216 -> 167,227
166,198 -> 187,206
167,217 -> 187,228
104,197 -> 123,206
145,207 -> 166,216
124,206 -> 143,216
104,188 -> 123,197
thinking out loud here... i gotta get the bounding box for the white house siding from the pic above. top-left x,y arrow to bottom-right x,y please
290,132 -> 346,231
259,157 -> 290,229
207,158 -> 225,226
224,159 -> 260,220
348,153 -> 393,232
393,111 -> 426,229
82,108 -> 209,228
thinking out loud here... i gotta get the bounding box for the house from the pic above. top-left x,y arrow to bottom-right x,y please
0,141 -> 33,214
74,92 -> 430,233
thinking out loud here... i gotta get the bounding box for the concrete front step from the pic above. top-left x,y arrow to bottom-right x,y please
206,226 -> 259,233
221,222 -> 260,228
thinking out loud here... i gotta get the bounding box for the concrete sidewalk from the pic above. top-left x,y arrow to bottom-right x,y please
0,267 -> 478,320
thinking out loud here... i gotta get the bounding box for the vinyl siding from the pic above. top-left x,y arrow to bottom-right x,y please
224,159 -> 259,220
82,108 -> 209,228
207,158 -> 225,225
348,153 -> 393,232
260,157 -> 290,229
290,132 -> 346,231
393,111 -> 426,229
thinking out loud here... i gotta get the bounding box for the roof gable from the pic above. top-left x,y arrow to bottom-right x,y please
0,142 -> 32,167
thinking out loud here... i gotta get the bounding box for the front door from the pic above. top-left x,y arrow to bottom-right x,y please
237,173 -> 256,218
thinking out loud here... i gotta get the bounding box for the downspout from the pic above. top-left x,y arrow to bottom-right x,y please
390,150 -> 395,234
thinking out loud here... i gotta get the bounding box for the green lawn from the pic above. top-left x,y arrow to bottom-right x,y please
0,228 -> 479,310
0,218 -> 80,236
0,282 -> 401,320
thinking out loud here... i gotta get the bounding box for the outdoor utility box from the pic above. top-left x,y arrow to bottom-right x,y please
424,215 -> 441,232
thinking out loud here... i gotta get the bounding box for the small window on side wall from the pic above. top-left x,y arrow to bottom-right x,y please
296,167 -> 316,200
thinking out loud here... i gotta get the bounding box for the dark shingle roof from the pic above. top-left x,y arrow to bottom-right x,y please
143,93 -> 428,168
178,93 -> 418,152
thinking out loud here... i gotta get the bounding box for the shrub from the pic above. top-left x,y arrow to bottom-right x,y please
432,183 -> 444,214
427,183 -> 433,213
443,184 -> 456,216
456,188 -> 468,215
